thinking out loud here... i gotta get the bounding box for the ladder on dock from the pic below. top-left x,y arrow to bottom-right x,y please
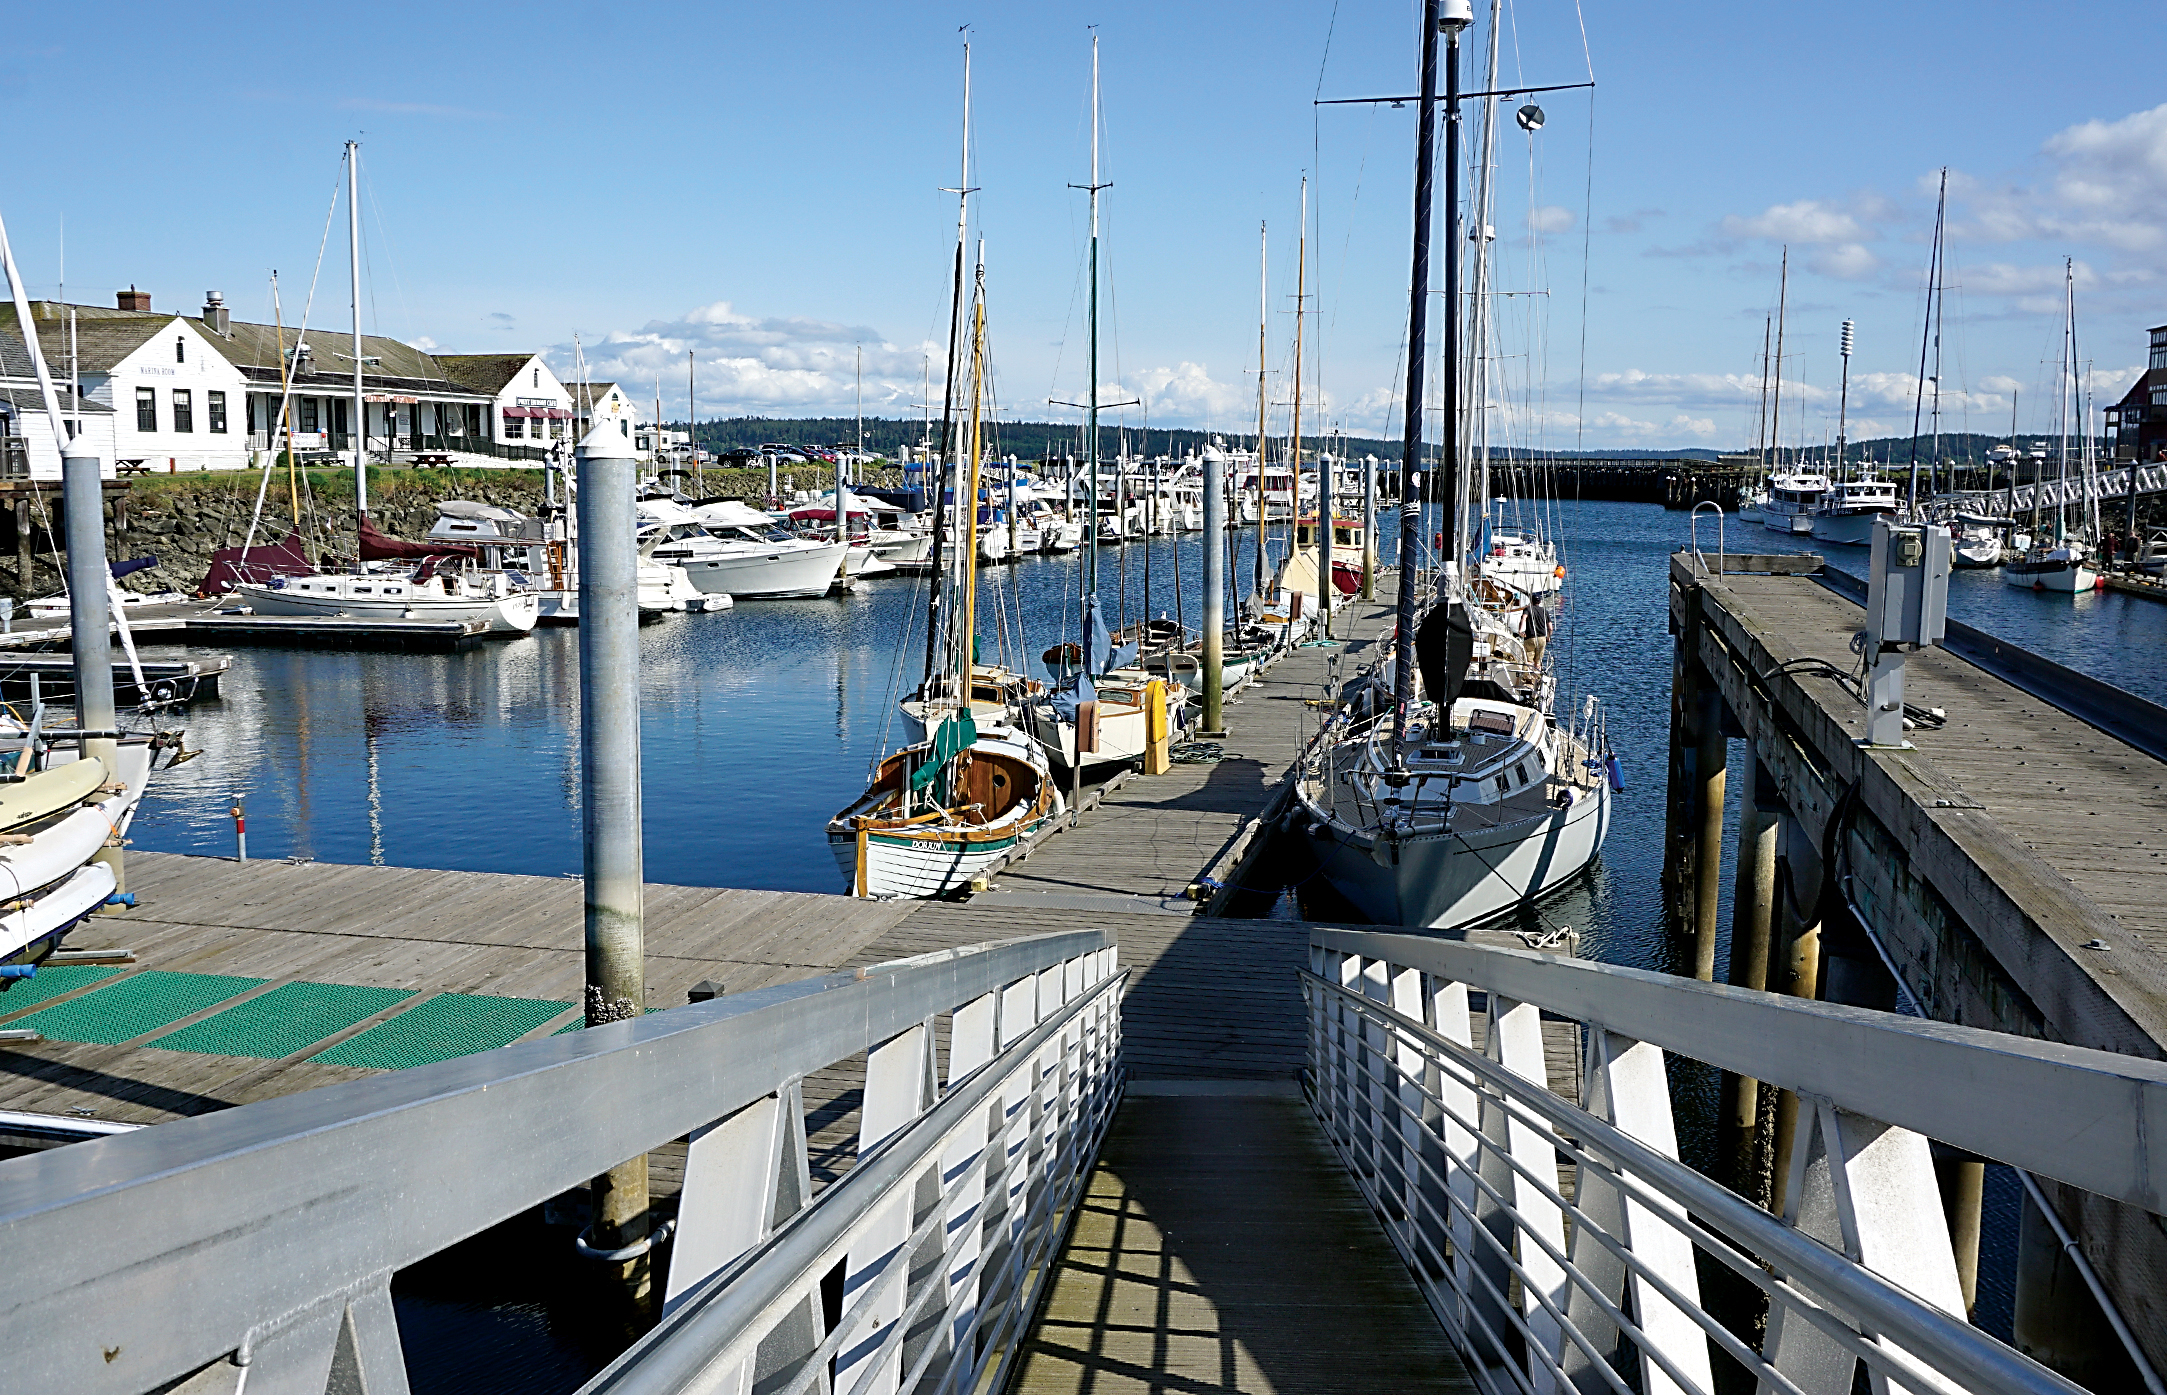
2,925 -> 2160,1394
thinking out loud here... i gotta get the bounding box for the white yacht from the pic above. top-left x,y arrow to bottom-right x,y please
1809,477 -> 1902,546
640,500 -> 848,599
1949,514 -> 2011,569
1760,471 -> 1831,536
1476,520 -> 1561,596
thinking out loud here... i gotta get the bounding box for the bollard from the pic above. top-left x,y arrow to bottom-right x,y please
575,420 -> 653,1323
231,797 -> 247,863
1200,445 -> 1226,735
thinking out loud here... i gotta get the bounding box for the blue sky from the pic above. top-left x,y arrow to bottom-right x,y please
5,0 -> 2161,450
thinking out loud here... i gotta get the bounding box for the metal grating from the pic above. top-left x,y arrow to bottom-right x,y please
11,971 -> 267,1046
147,982 -> 417,1060
0,965 -> 122,1019
552,1016 -> 585,1034
309,992 -> 571,1070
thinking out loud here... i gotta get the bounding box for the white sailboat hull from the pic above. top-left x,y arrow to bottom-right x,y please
2002,556 -> 2098,592
235,583 -> 539,633
828,828 -> 1026,901
1304,779 -> 1610,930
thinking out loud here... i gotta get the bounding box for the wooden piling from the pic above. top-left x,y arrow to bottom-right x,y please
1661,635 -> 1698,934
1768,822 -> 1823,1218
1718,753 -> 1778,1201
1692,690 -> 1727,980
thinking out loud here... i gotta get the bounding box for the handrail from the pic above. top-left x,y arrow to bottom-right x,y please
584,964 -> 1126,1395
1689,500 -> 1725,575
1310,927 -> 2167,1210
0,929 -> 1114,1395
1304,969 -> 2083,1395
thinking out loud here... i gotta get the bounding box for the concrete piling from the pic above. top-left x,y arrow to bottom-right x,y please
1718,753 -> 1778,1201
1692,690 -> 1727,980
64,444 -> 124,907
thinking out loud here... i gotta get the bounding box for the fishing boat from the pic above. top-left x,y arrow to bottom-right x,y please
1809,476 -> 1901,546
1761,470 -> 1830,536
1291,0 -> 1613,932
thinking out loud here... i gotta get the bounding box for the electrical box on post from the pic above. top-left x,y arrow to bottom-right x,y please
1866,518 -> 1951,651
1860,517 -> 1952,749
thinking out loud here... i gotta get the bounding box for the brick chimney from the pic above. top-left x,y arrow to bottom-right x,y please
202,290 -> 230,335
116,285 -> 152,312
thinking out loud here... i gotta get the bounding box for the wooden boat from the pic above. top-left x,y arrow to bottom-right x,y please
827,717 -> 1061,900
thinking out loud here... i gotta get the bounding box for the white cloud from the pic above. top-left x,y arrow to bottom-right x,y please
1586,410 -> 1718,442
1720,199 -> 1870,245
1529,205 -> 1576,234
1954,103 -> 2167,254
555,300 -> 934,418
1808,244 -> 1880,279
1129,362 -> 1251,427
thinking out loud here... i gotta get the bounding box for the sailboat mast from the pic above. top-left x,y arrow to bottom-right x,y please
1085,32 -> 1104,595
688,350 -> 697,487
1468,0 -> 1503,540
1293,177 -> 1313,634
1907,170 -> 1947,510
1769,247 -> 1788,472
922,41 -> 973,692
347,140 -> 366,525
962,246 -> 986,677
1756,316 -> 1771,467
1255,222 -> 1268,598
1391,0 -> 1447,751
2058,258 -> 2073,542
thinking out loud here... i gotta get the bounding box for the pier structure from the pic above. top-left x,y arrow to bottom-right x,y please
1665,547 -> 2167,1387
2,560 -> 2166,1394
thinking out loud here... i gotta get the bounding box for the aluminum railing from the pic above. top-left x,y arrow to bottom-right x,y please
1304,927 -> 2167,1395
0,930 -> 1120,1395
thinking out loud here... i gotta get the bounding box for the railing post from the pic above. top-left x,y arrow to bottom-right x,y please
1565,1031 -> 1712,1395
1428,977 -> 1480,1330
839,1022 -> 939,1395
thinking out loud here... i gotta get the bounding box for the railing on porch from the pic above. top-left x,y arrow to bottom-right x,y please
0,930 -> 1122,1395
1305,926 -> 2167,1395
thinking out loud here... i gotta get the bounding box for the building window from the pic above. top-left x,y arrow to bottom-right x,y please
136,387 -> 157,432
532,368 -> 540,388
208,391 -> 228,433
620,419 -> 629,437
173,389 -> 194,433
506,416 -> 525,439
175,338 -> 186,364
300,398 -> 319,433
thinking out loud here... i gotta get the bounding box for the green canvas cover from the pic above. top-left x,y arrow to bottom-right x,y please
909,709 -> 979,793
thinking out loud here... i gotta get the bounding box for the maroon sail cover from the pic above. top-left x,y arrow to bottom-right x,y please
198,533 -> 315,596
358,516 -> 477,563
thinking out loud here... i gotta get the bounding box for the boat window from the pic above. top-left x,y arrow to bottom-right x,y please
353,587 -> 372,594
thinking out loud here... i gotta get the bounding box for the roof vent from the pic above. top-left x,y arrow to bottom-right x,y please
116,286 -> 152,313
202,291 -> 230,336
294,342 -> 314,376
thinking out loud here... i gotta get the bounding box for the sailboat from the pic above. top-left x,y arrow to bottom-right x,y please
231,144 -> 539,634
828,53 -> 1061,901
2004,261 -> 2101,595
1021,34 -> 1192,779
1291,1 -> 1613,931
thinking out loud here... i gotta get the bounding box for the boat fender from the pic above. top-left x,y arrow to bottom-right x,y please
1605,754 -> 1625,792
104,893 -> 138,908
0,965 -> 33,980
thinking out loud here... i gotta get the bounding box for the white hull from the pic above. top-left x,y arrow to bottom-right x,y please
1304,779 -> 1610,930
1808,511 -> 1892,546
871,531 -> 936,567
828,828 -> 1026,900
0,862 -> 118,964
668,541 -> 848,598
235,583 -> 539,633
2003,558 -> 2098,593
1952,537 -> 2004,569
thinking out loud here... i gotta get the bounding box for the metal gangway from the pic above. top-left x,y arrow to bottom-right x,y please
1947,459 -> 2167,517
3,924 -> 2162,1395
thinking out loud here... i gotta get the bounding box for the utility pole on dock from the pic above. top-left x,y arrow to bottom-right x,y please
576,421 -> 652,1318
1201,444 -> 1226,734
0,203 -> 123,903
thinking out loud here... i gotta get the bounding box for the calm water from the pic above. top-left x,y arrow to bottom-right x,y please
122,500 -> 2162,1381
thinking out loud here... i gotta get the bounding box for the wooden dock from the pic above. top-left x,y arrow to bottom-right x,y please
974,599 -> 1398,916
1670,550 -> 2167,1342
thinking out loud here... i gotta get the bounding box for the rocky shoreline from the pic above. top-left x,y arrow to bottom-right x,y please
2,464 -> 906,601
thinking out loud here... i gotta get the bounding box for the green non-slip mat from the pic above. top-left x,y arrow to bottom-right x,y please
0,965 -> 123,1017
147,981 -> 417,1060
552,1016 -> 585,1034
309,992 -> 570,1070
11,970 -> 267,1045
